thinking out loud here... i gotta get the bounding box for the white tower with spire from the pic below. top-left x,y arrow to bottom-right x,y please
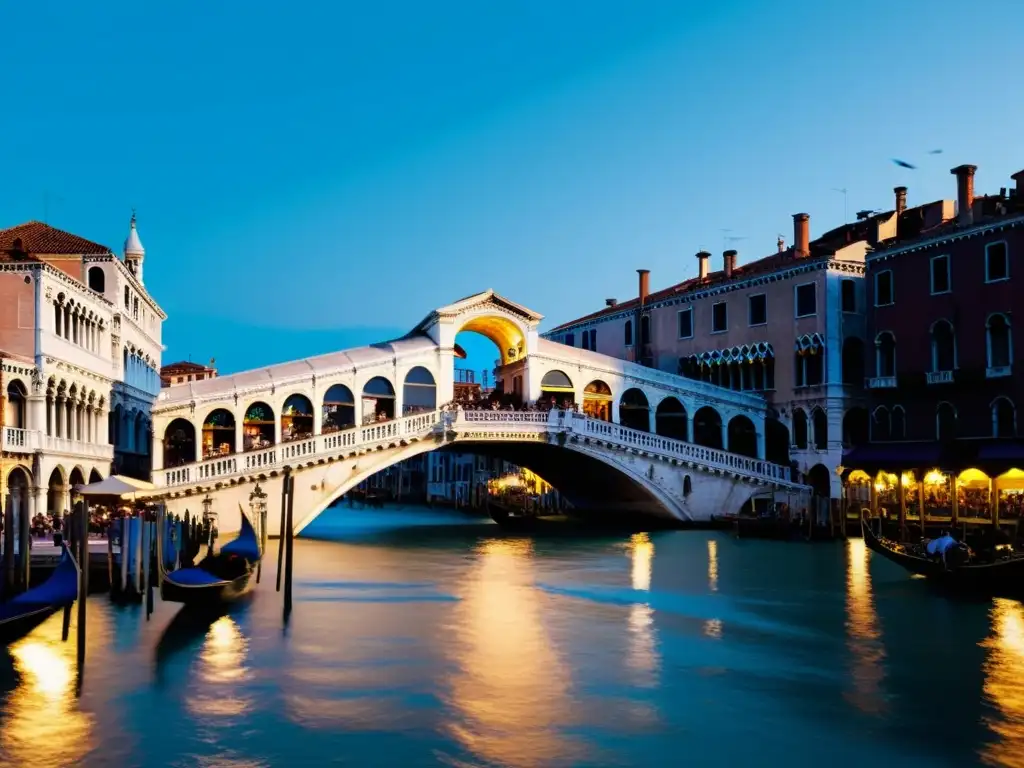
124,209 -> 145,283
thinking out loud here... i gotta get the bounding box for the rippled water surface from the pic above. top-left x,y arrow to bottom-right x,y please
1,506 -> 1022,767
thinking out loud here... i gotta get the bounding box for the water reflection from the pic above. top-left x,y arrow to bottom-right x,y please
980,598 -> 1024,767
627,533 -> 659,687
2,614 -> 94,768
707,539 -> 719,593
844,538 -> 888,715
443,537 -> 583,767
187,615 -> 251,718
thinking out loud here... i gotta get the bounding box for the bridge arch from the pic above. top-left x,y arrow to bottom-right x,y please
693,406 -> 723,449
163,418 -> 197,467
243,401 -> 275,451
403,367 -> 437,415
619,388 -> 650,431
727,414 -> 757,458
202,408 -> 236,459
362,377 -> 396,422
454,313 -> 528,366
281,393 -> 314,442
654,396 -> 687,440
323,383 -> 356,433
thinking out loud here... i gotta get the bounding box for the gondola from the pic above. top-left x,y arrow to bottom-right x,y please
160,508 -> 262,609
861,517 -> 1024,595
0,544 -> 80,645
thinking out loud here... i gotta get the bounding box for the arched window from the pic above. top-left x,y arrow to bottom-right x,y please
930,320 -> 956,372
792,408 -> 808,449
992,397 -> 1017,438
124,286 -> 130,309
640,315 -> 651,346
871,406 -> 890,442
87,266 -> 105,293
890,405 -> 906,440
936,402 -> 957,441
875,332 -> 896,378
624,320 -> 633,346
986,313 -> 1012,370
811,408 -> 828,450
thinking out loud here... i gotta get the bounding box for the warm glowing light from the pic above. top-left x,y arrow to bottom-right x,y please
187,615 -> 251,718
848,470 -> 871,484
958,468 -> 991,485
900,472 -> 915,487
873,482 -> 885,493
629,532 -> 653,592
997,468 -> 1024,483
703,618 -> 723,639
3,619 -> 94,766
924,470 -> 947,486
844,538 -> 887,715
979,598 -> 1024,765
707,539 -> 719,593
459,314 -> 526,365
626,533 -> 659,687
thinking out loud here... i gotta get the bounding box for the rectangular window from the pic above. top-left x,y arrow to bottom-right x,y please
748,294 -> 767,326
581,331 -> 589,350
711,302 -> 728,333
930,255 -> 951,294
588,329 -> 597,350
677,308 -> 693,339
874,270 -> 894,306
795,283 -> 817,318
565,333 -> 575,347
986,241 -> 1009,282
841,279 -> 856,312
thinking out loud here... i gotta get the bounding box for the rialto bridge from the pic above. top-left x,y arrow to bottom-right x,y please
149,291 -> 809,534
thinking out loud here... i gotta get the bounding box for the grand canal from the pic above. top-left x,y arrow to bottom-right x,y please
1,506 -> 1022,767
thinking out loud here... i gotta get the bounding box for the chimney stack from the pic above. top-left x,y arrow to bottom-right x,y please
951,164 -> 977,226
792,213 -> 810,257
696,251 -> 710,280
637,269 -> 650,305
1011,170 -> 1024,199
777,236 -> 785,253
605,298 -> 617,308
723,250 -> 737,278
894,186 -> 907,215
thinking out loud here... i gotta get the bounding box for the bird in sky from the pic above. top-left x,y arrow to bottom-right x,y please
892,159 -> 917,169
928,149 -> 943,154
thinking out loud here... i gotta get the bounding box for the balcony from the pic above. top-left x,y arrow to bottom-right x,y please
987,365 -> 1012,379
867,376 -> 897,389
926,370 -> 954,385
2,427 -> 41,454
44,436 -> 114,461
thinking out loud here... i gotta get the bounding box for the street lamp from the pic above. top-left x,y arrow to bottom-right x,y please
249,483 -> 268,538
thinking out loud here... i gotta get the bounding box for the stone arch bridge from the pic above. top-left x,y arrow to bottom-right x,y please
149,291 -> 808,534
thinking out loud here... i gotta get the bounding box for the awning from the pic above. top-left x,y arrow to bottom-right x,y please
75,475 -> 156,500
843,440 -> 1024,477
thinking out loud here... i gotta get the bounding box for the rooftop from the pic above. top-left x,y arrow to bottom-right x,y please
0,221 -> 111,259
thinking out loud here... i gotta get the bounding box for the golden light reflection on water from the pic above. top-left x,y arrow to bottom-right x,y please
187,615 -> 251,718
844,538 -> 887,715
707,539 -> 719,593
2,613 -> 94,768
444,537 -> 582,767
980,598 -> 1024,768
626,533 -> 659,687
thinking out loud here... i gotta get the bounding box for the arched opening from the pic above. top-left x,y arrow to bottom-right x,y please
454,323 -> 507,408
202,408 -> 236,459
163,418 -> 197,466
5,380 -> 27,428
323,384 -> 356,433
765,417 -> 790,465
4,466 -> 31,526
281,394 -> 314,442
683,476 -> 692,495
87,266 -> 105,293
993,397 -> 1016,438
134,411 -> 146,455
875,332 -> 896,378
362,378 -> 396,424
936,402 -> 956,441
89,468 -> 102,484
243,402 -> 275,451
47,467 -> 65,517
890,406 -> 906,440
931,320 -> 956,372
624,319 -> 633,346
807,463 -> 833,500
68,466 -> 85,491
987,314 -> 1012,369
582,380 -> 613,421
842,408 -> 869,448
655,397 -> 687,440
727,414 -> 757,458
871,407 -> 890,442
811,408 -> 828,450
540,370 -> 575,409
841,337 -> 865,388
792,408 -> 808,449
618,388 -> 650,432
693,406 -> 723,450
403,367 -> 437,415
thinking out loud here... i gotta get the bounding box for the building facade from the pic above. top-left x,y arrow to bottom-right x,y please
161,360 -> 218,388
847,164 -> 1024,528
0,217 -> 166,532
543,210 -> 885,502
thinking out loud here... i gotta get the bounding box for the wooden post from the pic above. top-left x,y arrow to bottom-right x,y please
120,512 -> 129,596
3,498 -> 14,592
256,501 -> 268,585
133,513 -> 143,597
276,469 -> 290,592
284,473 -> 295,620
18,492 -> 30,589
156,503 -> 165,586
144,517 -> 154,618
77,499 -> 89,671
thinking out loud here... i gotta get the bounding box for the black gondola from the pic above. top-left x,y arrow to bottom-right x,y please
160,508 -> 262,608
0,544 -> 80,645
861,517 -> 1024,595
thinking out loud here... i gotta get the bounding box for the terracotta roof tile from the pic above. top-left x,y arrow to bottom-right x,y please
0,221 -> 110,257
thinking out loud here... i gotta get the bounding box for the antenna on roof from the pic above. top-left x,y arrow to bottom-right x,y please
832,188 -> 848,222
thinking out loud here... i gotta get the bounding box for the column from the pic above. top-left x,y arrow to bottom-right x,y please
153,426 -> 165,471
951,476 -> 959,526
897,473 -> 907,534
59,484 -> 71,517
27,395 -> 45,437
64,401 -> 72,440
756,429 -> 766,461
720,420 -> 728,452
32,486 -> 47,521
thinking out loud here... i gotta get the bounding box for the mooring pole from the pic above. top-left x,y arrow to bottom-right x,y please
77,498 -> 89,671
276,468 -> 291,592
3,498 -> 14,592
19,494 -> 30,590
143,513 -> 153,619
155,503 -> 165,586
284,472 -> 295,620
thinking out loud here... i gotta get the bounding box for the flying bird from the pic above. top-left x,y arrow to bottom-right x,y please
892,159 -> 917,169
928,149 -> 943,154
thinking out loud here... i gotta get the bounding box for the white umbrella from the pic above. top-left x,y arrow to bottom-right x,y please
75,474 -> 156,499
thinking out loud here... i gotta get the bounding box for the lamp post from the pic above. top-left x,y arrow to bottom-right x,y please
250,483 -> 269,582
202,494 -> 216,552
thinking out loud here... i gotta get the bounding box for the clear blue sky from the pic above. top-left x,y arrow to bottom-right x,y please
4,0 -> 1023,374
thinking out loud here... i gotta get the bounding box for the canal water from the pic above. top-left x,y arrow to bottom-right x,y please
1,505 -> 1022,768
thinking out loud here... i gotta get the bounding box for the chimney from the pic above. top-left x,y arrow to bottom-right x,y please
894,186 -> 907,215
1011,170 -> 1024,198
696,251 -> 710,280
777,236 -> 785,253
792,213 -> 810,257
605,298 -> 617,308
723,250 -> 737,278
637,269 -> 650,305
950,164 -> 977,226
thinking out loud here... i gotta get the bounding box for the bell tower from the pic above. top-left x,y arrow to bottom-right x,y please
124,209 -> 145,283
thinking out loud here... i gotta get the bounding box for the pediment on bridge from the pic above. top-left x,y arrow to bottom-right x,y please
408,289 -> 544,336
